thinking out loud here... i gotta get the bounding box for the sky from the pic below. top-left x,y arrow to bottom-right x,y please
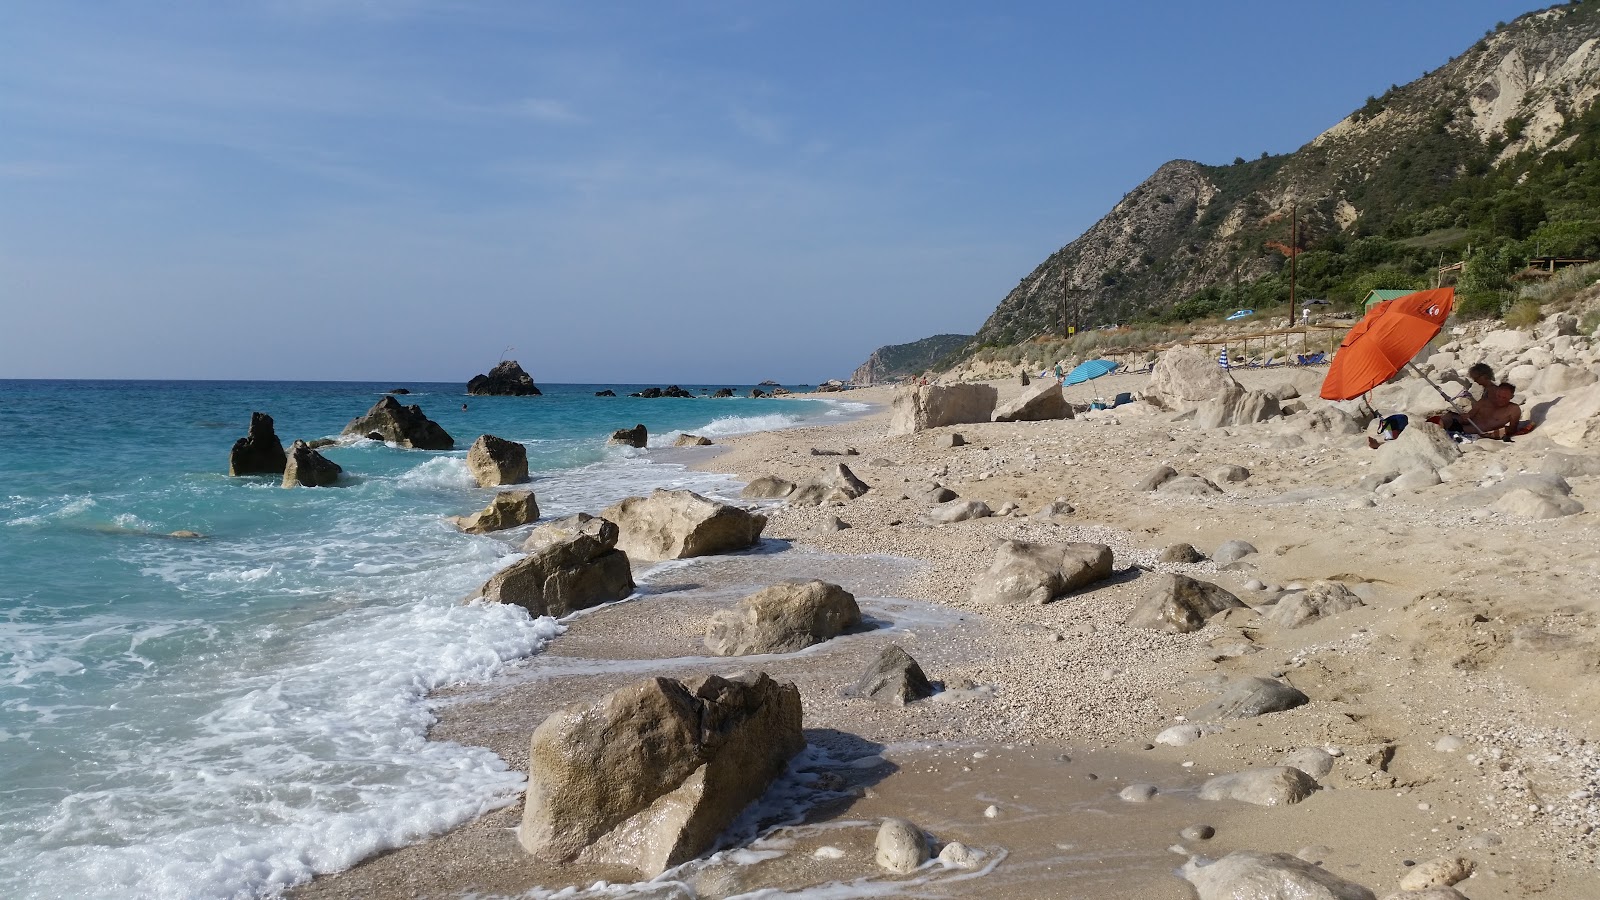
0,1 -> 1545,383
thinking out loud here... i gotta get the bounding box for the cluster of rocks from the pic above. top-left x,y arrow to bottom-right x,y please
466,359 -> 541,396
630,385 -> 695,398
227,411 -> 343,489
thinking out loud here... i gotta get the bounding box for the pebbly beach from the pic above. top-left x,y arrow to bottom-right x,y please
290,314 -> 1600,900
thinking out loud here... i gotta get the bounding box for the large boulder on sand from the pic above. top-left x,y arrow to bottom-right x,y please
1126,574 -> 1244,633
740,476 -> 797,500
1265,581 -> 1365,628
602,489 -> 766,561
450,490 -> 539,534
1147,345 -> 1238,409
229,411 -> 288,476
281,440 -> 342,488
847,645 -> 934,705
1183,851 -> 1375,900
519,673 -> 803,875
466,359 -> 541,396
466,434 -> 529,487
993,380 -> 1073,422
789,464 -> 870,506
1199,767 -> 1320,806
889,384 -> 998,435
474,514 -> 632,615
1194,383 -> 1280,429
970,540 -> 1114,606
342,396 -> 454,450
704,580 -> 861,656
1375,421 -> 1459,473
1190,676 -> 1309,720
1539,382 -> 1600,449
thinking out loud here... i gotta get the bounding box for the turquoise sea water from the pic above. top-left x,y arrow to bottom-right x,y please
0,380 -> 866,900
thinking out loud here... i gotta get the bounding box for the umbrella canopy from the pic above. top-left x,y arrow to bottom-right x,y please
1063,359 -> 1118,385
1320,287 -> 1454,401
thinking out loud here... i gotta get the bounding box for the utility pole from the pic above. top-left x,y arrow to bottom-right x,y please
1288,202 -> 1298,323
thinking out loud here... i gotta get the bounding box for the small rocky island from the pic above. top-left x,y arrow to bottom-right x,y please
467,360 -> 542,396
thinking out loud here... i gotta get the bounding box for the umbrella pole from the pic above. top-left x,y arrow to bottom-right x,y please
1405,362 -> 1487,434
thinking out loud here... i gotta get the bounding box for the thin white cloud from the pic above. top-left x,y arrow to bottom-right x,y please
510,97 -> 586,124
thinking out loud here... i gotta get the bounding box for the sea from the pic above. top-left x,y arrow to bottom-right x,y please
0,379 -> 870,900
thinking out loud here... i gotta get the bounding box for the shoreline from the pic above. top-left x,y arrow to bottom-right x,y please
295,376 -> 1600,898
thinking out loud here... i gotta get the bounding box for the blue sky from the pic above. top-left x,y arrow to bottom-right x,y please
0,1 -> 1541,383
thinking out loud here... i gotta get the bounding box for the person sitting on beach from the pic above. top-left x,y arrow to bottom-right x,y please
1456,362 -> 1495,402
1472,382 -> 1521,440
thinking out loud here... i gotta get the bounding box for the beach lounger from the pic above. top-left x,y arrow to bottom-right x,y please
1296,352 -> 1326,365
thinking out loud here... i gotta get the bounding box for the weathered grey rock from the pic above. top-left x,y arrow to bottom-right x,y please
926,499 -> 991,524
847,644 -> 933,705
1147,345 -> 1238,409
1537,312 -> 1581,339
1158,474 -> 1223,497
1264,381 -> 1302,401
281,440 -> 342,488
519,672 -> 803,875
602,490 -> 766,561
1156,724 -> 1205,746
1189,676 -> 1309,720
229,411 -> 288,476
1299,405 -> 1368,435
1358,470 -> 1402,492
466,434 -> 529,487
875,818 -> 929,874
917,484 -> 959,504
1213,540 -> 1257,564
1398,856 -> 1474,892
1133,465 -> 1178,491
993,380 -> 1073,422
1384,468 -> 1441,494
1374,421 -> 1459,473
342,396 -> 454,450
1199,767 -> 1319,806
1539,381 -> 1600,448
1032,498 -> 1075,518
889,384 -> 998,435
1126,574 -> 1244,633
740,476 -> 797,500
937,841 -> 982,869
467,359 -> 541,396
1278,748 -> 1336,779
1491,488 -> 1584,519
704,580 -> 861,656
476,514 -> 632,615
1183,851 -> 1376,900
1210,464 -> 1251,483
1119,783 -> 1158,802
1265,581 -> 1365,628
674,434 -> 713,447
816,515 -> 850,533
1538,451 -> 1600,478
789,464 -> 870,506
1195,383 -> 1281,429
1530,362 -> 1597,396
1180,824 -> 1216,841
451,489 -> 540,534
970,540 -> 1114,606
932,432 -> 967,448
607,424 -> 648,448
1158,542 -> 1204,563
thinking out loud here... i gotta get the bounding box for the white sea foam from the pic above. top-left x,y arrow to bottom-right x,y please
393,456 -> 477,491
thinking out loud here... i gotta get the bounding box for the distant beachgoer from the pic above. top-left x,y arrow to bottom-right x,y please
461,403 -> 468,411
1458,362 -> 1495,401
1475,383 -> 1521,440
1054,363 -> 1063,384
1366,413 -> 1408,449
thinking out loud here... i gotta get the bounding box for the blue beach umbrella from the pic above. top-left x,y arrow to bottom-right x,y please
1063,359 -> 1118,385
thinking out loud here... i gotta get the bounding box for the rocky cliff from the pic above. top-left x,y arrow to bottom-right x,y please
969,2 -> 1600,350
851,333 -> 973,384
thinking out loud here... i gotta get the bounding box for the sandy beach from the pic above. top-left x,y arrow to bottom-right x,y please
295,363 -> 1600,900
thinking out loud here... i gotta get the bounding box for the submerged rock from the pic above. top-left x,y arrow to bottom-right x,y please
229,411 -> 287,476
674,434 -> 713,447
519,672 -> 804,876
704,580 -> 860,656
342,396 -> 453,450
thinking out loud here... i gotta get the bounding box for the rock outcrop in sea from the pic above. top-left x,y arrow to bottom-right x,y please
229,412 -> 288,476
466,434 -> 529,487
466,360 -> 541,396
281,440 -> 342,488
472,513 -> 632,615
342,397 -> 454,450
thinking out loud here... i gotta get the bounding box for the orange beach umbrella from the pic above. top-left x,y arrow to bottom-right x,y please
1320,287 -> 1455,401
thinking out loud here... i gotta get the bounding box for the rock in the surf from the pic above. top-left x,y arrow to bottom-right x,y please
889,384 -> 998,435
1182,850 -> 1376,900
519,672 -> 804,876
229,411 -> 288,476
466,434 -> 529,487
281,440 -> 342,488
704,580 -> 861,656
970,540 -> 1113,606
789,463 -> 870,506
341,396 -> 454,450
607,424 -> 648,448
847,645 -> 934,705
674,434 -> 713,447
1126,574 -> 1244,633
875,818 -> 930,874
450,490 -> 539,534
602,489 -> 766,561
474,513 -> 632,615
466,359 -> 541,396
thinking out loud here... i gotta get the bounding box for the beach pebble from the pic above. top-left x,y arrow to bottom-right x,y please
937,841 -> 983,869
982,804 -> 999,818
1433,735 -> 1467,753
1244,578 -> 1266,591
874,818 -> 929,874
1180,824 -> 1216,841
1159,542 -> 1204,563
1119,783 -> 1158,803
1156,724 -> 1204,746
1399,856 -> 1474,891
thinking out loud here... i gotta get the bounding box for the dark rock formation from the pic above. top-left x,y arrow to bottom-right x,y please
712,388 -> 734,398
282,440 -> 342,488
467,360 -> 541,396
342,397 -> 454,450
228,412 -> 287,476
594,389 -> 617,397
607,424 -> 648,448
847,645 -> 934,705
